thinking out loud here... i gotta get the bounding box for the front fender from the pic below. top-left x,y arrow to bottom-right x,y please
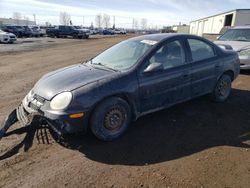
71,72 -> 139,116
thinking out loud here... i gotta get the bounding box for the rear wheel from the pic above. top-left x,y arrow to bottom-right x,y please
84,35 -> 89,39
90,97 -> 131,141
211,74 -> 232,102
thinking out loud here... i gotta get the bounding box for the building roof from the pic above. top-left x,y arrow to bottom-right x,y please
190,9 -> 250,23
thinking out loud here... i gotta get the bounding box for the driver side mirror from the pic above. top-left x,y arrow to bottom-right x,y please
143,62 -> 164,74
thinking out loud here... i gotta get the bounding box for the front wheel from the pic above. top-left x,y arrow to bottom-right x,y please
90,97 -> 131,141
211,74 -> 232,102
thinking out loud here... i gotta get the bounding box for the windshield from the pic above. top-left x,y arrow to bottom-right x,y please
219,29 -> 250,42
88,40 -> 154,71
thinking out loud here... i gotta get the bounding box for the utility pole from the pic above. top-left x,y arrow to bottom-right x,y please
113,16 -> 115,29
132,18 -> 135,30
33,14 -> 36,24
83,16 -> 85,27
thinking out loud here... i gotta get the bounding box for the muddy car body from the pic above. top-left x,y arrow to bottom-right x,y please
1,34 -> 240,141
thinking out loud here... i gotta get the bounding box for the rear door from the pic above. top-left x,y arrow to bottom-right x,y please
186,38 -> 222,97
138,38 -> 192,113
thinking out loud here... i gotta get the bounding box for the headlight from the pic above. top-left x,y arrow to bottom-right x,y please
238,48 -> 250,56
50,92 -> 72,110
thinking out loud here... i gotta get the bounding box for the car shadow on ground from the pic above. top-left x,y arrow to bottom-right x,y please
59,88 -> 250,165
0,123 -> 52,161
240,70 -> 250,75
1,88 -> 250,165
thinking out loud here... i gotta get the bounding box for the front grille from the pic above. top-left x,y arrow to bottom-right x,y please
9,36 -> 15,38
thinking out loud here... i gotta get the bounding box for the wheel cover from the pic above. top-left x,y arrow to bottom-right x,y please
104,106 -> 126,132
217,79 -> 230,97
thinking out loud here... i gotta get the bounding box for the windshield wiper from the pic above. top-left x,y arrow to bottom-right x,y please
92,62 -> 119,72
81,58 -> 92,64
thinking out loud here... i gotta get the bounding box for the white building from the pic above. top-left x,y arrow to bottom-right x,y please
190,9 -> 250,36
0,18 -> 35,26
172,25 -> 190,34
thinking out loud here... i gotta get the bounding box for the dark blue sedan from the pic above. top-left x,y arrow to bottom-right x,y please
0,34 -> 240,141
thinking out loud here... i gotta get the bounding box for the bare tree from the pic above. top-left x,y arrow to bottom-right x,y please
59,12 -> 71,26
13,12 -> 22,25
141,18 -> 148,30
103,14 -> 110,28
95,14 -> 102,28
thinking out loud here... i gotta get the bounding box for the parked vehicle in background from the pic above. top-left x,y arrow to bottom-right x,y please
0,29 -> 17,43
30,26 -> 46,37
1,25 -> 25,37
102,29 -> 115,35
90,28 -> 99,35
47,25 -> 89,39
2,34 -> 240,141
113,29 -> 126,34
215,26 -> 250,70
22,26 -> 34,37
39,26 -> 49,36
74,26 -> 90,38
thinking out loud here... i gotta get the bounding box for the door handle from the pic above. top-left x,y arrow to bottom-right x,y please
215,65 -> 222,68
182,72 -> 191,82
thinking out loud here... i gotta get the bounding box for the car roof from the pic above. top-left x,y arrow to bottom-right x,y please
129,33 -> 194,42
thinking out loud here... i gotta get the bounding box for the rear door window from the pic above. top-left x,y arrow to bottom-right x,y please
187,39 -> 215,62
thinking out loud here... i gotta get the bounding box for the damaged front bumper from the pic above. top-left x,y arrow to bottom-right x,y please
0,92 -> 89,140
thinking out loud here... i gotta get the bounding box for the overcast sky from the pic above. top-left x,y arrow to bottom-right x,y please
0,0 -> 249,28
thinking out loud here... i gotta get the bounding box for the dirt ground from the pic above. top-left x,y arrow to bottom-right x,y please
0,35 -> 249,188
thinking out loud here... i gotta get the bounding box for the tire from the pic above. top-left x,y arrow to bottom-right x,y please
84,35 -> 89,39
211,74 -> 232,102
90,97 -> 131,141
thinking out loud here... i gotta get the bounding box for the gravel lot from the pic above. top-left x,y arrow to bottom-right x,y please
0,35 -> 249,188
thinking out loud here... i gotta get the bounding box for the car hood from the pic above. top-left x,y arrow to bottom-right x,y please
214,40 -> 250,51
33,64 -> 115,100
0,31 -> 14,36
